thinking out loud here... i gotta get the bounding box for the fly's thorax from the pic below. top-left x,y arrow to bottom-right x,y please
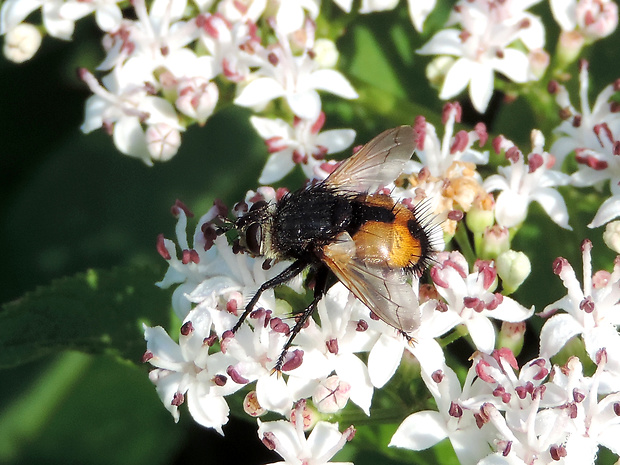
235,200 -> 278,258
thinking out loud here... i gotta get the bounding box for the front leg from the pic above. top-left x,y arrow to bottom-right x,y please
272,265 -> 330,374
231,259 -> 308,333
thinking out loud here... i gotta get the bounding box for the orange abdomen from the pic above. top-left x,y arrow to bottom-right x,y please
352,196 -> 424,269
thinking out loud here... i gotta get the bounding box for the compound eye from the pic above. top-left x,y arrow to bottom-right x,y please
245,223 -> 263,255
250,200 -> 268,212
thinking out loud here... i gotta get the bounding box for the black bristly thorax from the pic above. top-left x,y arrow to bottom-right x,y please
271,184 -> 354,260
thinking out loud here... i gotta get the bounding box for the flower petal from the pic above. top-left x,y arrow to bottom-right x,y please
259,150 -> 296,184
234,77 -> 285,108
417,29 -> 464,56
493,48 -> 530,83
468,62 -> 494,113
334,353 -> 373,415
310,69 -> 359,99
390,410 -> 448,450
466,314 -> 496,354
316,129 -> 356,154
287,90 -> 322,120
589,195 -> 620,228
367,334 -> 403,388
530,187 -> 572,230
539,313 -> 583,359
256,373 -> 293,414
440,57 -> 473,100
187,389 -> 229,434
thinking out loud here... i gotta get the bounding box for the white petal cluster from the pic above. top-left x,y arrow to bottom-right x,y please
550,63 -> 620,227
393,347 -> 620,465
484,130 -> 572,230
417,0 -> 545,112
1,0 -> 359,172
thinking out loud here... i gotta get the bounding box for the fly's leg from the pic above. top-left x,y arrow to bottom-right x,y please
272,266 -> 329,375
231,259 -> 308,333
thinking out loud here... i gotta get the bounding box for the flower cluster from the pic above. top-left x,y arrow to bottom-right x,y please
418,0 -> 546,113
392,348 -> 620,465
143,92 -> 620,462
2,0 -> 360,171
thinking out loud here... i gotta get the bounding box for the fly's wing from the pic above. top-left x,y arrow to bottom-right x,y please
321,233 -> 421,333
325,125 -> 416,193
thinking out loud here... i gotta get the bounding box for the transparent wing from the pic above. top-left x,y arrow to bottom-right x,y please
322,233 -> 421,333
325,125 -> 415,193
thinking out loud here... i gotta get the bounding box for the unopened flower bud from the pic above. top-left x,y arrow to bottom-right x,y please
603,220 -> 620,253
313,39 -> 339,68
528,49 -> 550,79
557,31 -> 585,66
496,250 -> 531,294
3,24 -> 42,63
577,0 -> 618,40
176,78 -> 219,124
146,123 -> 181,162
466,195 -> 495,234
312,375 -> 351,413
426,56 -> 455,89
498,322 -> 526,356
480,225 -> 510,260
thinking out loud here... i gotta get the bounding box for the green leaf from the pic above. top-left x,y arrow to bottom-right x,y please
0,264 -> 172,368
0,352 -> 186,464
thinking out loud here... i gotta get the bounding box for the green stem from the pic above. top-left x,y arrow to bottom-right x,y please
439,325 -> 469,348
454,221 -> 476,264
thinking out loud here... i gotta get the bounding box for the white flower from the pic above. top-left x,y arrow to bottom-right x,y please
286,285 -> 377,415
550,356 -> 620,461
143,308 -> 241,434
391,360 -> 493,465
156,200 -> 292,328
250,113 -> 356,184
79,67 -> 181,165
417,0 -> 544,112
550,62 -> 620,167
258,414 -> 355,465
484,130 -> 572,229
347,277 -> 447,390
406,0 -> 437,32
99,0 -> 211,80
217,0 -> 267,23
569,119 -> 620,227
540,240 -> 620,383
175,76 -> 219,124
0,0 -> 74,40
551,0 -> 618,40
430,251 -> 534,354
397,350 -> 582,465
234,21 -> 357,121
220,312 -> 295,414
273,0 -> 320,35
59,0 -> 123,33
197,13 -> 262,82
409,102 -> 489,177
395,102 -> 490,235
2,22 -> 41,62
